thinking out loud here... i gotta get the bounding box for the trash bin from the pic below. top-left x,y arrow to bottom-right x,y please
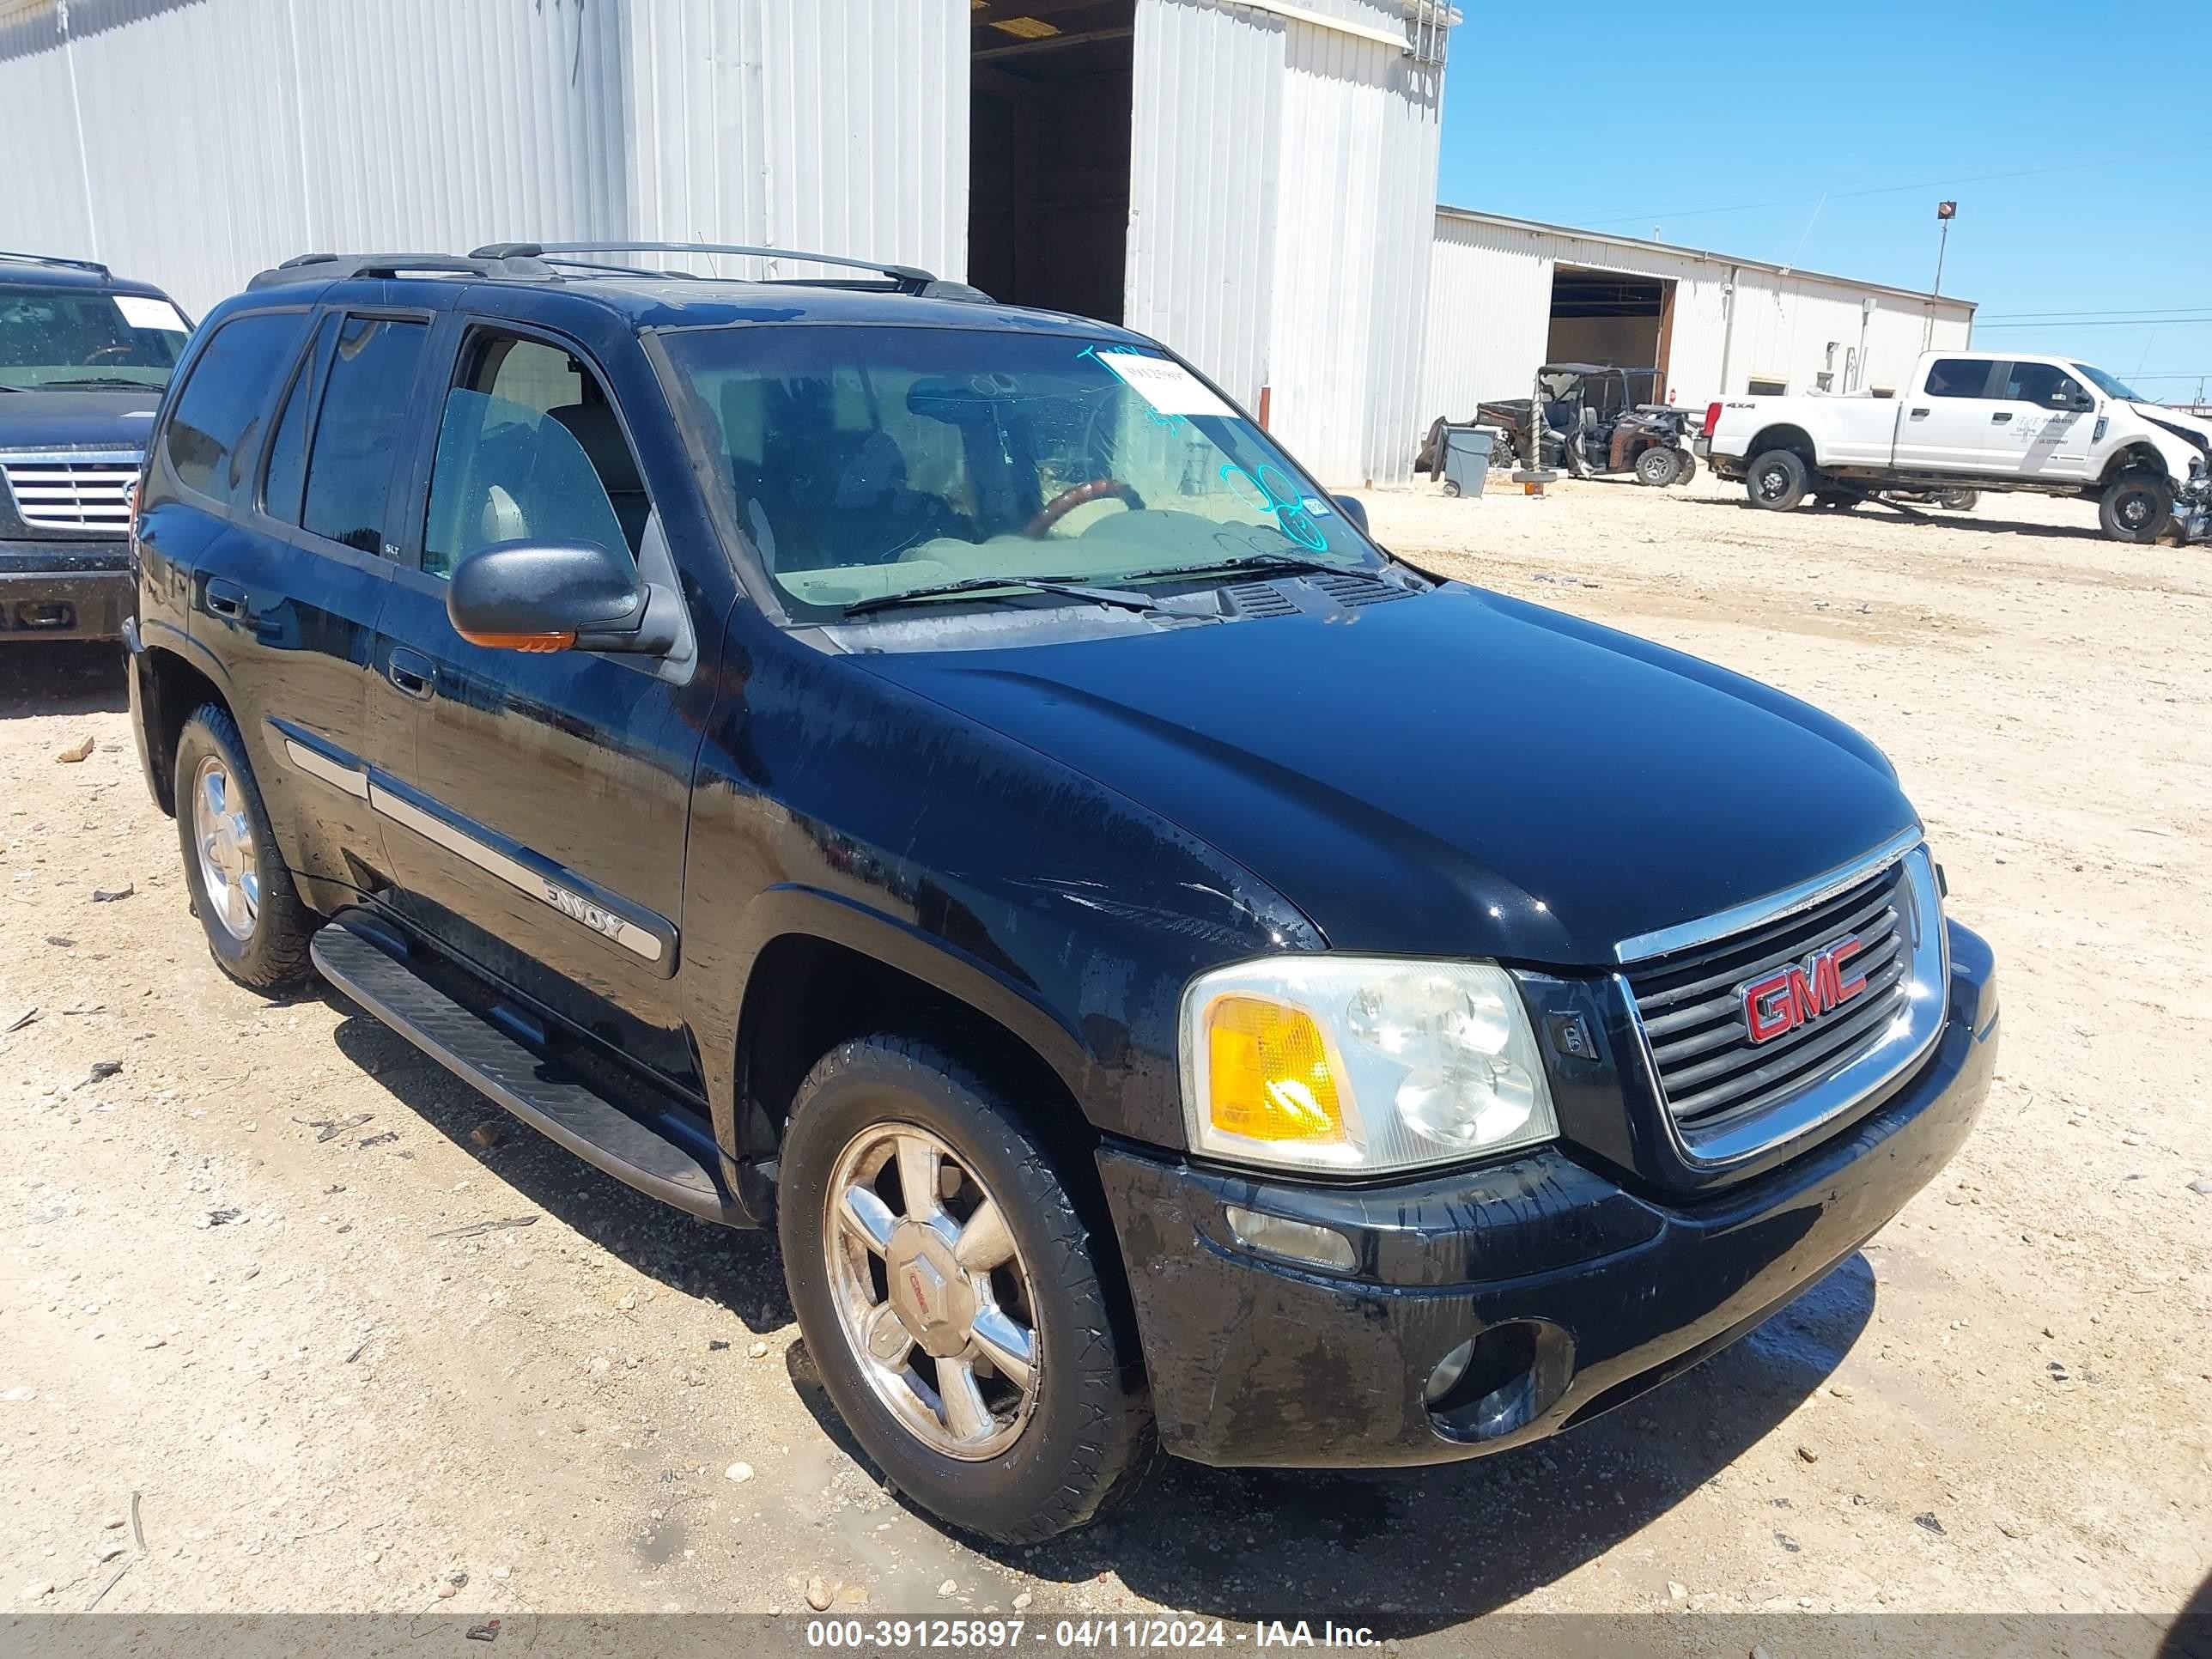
1440,424 -> 1498,497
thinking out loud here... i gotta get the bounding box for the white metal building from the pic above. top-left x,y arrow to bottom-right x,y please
1422,206 -> 1978,422
0,0 -> 1451,483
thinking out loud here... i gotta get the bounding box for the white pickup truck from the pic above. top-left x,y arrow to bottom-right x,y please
1698,349 -> 2212,544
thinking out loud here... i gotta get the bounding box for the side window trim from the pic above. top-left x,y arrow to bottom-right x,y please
254,312 -> 335,520
408,315 -> 652,577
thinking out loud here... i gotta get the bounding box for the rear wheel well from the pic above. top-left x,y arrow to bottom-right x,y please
735,933 -> 1109,1230
142,647 -> 226,817
1747,424 -> 1817,466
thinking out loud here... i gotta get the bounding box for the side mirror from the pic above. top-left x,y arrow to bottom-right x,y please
447,539 -> 677,655
1332,494 -> 1370,535
2067,392 -> 2096,413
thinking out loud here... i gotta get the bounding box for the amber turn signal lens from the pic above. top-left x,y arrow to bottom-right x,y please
1206,995 -> 1345,1144
455,629 -> 575,653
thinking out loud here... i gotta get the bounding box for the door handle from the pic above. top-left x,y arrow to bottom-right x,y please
386,648 -> 436,701
1908,407 -> 1929,419
1990,412 -> 2012,424
205,579 -> 246,620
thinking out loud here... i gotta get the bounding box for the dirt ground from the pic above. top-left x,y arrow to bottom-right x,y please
3,475 -> 2208,1632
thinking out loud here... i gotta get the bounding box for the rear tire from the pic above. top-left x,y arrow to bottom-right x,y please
778,1035 -> 1156,1543
1673,450 -> 1697,486
1747,449 -> 1809,510
2100,471 -> 2172,544
1634,446 -> 1683,488
1934,489 -> 1979,512
173,703 -> 315,991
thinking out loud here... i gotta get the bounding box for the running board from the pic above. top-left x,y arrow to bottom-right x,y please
310,920 -> 738,1225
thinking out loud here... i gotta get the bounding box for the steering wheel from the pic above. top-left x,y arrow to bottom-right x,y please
1024,479 -> 1145,538
86,344 -> 136,365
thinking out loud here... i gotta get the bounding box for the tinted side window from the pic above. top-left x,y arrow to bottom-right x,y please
162,312 -> 304,503
422,334 -> 644,580
1924,359 -> 1993,399
2002,362 -> 2081,406
302,317 -> 429,555
260,317 -> 331,525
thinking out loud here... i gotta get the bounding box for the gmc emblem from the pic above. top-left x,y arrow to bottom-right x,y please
1741,936 -> 1869,1043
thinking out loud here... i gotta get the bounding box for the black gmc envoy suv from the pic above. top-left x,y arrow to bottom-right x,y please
126,242 -> 1999,1543
2,252 -> 191,641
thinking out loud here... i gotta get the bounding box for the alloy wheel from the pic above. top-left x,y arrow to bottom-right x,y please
823,1123 -> 1041,1461
192,754 -> 259,942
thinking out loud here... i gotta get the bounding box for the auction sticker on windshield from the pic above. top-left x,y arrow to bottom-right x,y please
1096,349 -> 1236,418
113,295 -> 188,333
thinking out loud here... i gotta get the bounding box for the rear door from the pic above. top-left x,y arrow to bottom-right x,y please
140,303 -> 397,896
366,315 -> 716,1090
1893,357 -> 2002,472
1986,360 -> 2096,480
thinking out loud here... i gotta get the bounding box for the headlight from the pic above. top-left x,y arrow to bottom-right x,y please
1178,957 -> 1559,1175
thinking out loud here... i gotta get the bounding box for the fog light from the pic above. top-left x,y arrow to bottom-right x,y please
1425,1338 -> 1474,1404
1223,1206 -> 1356,1271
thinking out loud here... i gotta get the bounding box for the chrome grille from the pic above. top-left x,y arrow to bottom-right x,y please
2,452 -> 140,532
1623,848 -> 1939,1156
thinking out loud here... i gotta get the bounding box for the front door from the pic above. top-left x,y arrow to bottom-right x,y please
368,322 -> 717,1089
1893,356 -> 2001,472
1987,360 -> 2096,481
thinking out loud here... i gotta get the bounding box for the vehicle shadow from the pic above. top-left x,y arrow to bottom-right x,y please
1669,495 -> 2110,544
0,640 -> 127,718
325,997 -> 794,1333
790,1253 -> 1878,1632
2164,1568 -> 2212,1659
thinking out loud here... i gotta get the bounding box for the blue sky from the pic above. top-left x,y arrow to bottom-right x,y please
1433,0 -> 2212,403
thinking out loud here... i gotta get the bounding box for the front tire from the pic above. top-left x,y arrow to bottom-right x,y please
778,1036 -> 1155,1542
2100,471 -> 2172,544
173,703 -> 315,990
1746,448 -> 1809,511
1634,445 -> 1684,488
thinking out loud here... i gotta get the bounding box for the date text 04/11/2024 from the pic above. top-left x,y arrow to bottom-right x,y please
802,1619 -> 1386,1650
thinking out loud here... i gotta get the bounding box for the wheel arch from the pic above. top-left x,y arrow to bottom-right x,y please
726,894 -> 1111,1228
2099,442 -> 2172,485
1747,423 -> 1818,465
137,639 -> 231,817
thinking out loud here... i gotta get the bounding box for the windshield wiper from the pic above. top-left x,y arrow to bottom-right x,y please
43,375 -> 155,390
1105,551 -> 1350,585
842,574 -> 1176,618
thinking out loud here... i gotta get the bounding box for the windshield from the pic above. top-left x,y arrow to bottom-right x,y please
0,285 -> 190,391
2071,362 -> 2145,403
659,325 -> 1382,616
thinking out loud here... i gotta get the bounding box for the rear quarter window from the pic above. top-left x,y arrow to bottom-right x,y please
162,312 -> 307,505
1924,359 -> 1994,399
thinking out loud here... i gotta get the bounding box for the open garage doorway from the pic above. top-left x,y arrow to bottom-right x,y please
1546,265 -> 1675,388
968,1 -> 1135,323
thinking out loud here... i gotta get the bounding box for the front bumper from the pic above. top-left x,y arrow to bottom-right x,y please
0,539 -> 130,641
1097,920 -> 1997,1469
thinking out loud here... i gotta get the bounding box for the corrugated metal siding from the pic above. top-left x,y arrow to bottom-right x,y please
1125,0 -> 1285,432
623,0 -> 967,283
1128,0 -> 1441,484
1423,209 -> 1975,422
0,0 -> 963,316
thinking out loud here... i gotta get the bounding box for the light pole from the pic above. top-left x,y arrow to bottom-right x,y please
1933,200 -> 1957,297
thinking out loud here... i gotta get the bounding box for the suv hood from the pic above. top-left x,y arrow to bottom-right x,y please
856,582 -> 1918,965
0,387 -> 161,452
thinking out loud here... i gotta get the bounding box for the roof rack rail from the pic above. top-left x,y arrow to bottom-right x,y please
246,252 -> 556,289
471,240 -> 939,295
0,250 -> 112,278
